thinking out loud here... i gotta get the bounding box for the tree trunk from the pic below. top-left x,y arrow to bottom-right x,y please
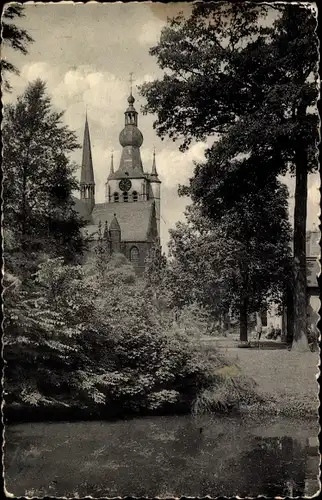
286,285 -> 294,345
292,148 -> 309,351
255,311 -> 262,340
239,298 -> 248,342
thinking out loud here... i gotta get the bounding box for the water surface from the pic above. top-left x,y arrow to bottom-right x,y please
4,415 -> 320,497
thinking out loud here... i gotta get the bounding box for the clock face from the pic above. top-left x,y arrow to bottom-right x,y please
119,178 -> 132,192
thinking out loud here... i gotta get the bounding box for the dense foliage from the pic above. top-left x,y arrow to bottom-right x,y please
4,245 -> 262,421
3,80 -> 86,276
140,3 -> 319,349
166,181 -> 292,342
1,4 -> 34,91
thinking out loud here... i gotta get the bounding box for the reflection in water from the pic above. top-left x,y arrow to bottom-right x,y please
4,416 -> 320,498
234,436 -> 307,497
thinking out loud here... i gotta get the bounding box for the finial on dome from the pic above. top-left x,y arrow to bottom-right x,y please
128,93 -> 135,105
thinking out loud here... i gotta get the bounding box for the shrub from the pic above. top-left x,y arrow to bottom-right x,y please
192,364 -> 263,415
4,254 -> 261,421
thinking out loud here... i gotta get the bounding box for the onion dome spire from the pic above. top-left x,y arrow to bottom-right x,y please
111,77 -> 144,179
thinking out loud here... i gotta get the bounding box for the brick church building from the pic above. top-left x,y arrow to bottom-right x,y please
73,90 -> 161,274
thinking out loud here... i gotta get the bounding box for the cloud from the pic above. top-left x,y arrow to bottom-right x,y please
138,19 -> 165,46
307,175 -> 320,229
4,57 -> 319,246
140,140 -> 209,189
281,172 -> 320,230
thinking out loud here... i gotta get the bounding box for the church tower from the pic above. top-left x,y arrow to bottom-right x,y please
80,113 -> 95,213
105,90 -> 150,203
75,83 -> 162,275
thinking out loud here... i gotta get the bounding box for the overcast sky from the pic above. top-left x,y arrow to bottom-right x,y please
3,2 -> 319,248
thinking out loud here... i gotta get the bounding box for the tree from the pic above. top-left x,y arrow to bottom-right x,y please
168,177 -> 292,342
1,4 -> 34,92
3,79 -> 86,276
140,3 -> 318,350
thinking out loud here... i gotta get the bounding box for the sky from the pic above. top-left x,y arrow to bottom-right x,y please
2,1 -> 320,249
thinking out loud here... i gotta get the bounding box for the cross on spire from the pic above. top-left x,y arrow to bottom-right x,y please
129,72 -> 135,94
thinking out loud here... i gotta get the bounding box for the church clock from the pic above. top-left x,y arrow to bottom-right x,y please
119,178 -> 132,192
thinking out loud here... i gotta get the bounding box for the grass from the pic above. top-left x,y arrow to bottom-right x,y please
215,346 -> 320,418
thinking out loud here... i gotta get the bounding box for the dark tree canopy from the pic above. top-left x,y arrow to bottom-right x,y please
3,79 -> 86,275
140,2 -> 319,349
168,173 -> 292,341
140,3 -> 318,160
1,4 -> 34,91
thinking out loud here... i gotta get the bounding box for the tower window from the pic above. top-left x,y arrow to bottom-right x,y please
114,192 -> 119,202
130,246 -> 139,266
132,191 -> 138,202
123,191 -> 128,202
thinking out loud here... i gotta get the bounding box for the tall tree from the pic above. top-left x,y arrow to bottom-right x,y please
3,79 -> 86,275
140,3 -> 319,350
168,176 -> 292,342
1,4 -> 34,92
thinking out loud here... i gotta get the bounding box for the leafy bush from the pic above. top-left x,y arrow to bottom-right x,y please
4,252 -> 260,421
192,364 -> 263,415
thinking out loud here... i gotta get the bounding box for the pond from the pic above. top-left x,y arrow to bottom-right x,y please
4,415 -> 320,498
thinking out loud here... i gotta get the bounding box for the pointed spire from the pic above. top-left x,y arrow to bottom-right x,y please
151,146 -> 158,177
81,113 -> 95,185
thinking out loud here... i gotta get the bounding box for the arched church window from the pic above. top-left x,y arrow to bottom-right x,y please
123,192 -> 128,202
132,191 -> 138,202
130,246 -> 139,266
114,192 -> 119,203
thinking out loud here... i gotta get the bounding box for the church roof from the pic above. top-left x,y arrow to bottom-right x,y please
84,200 -> 157,241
